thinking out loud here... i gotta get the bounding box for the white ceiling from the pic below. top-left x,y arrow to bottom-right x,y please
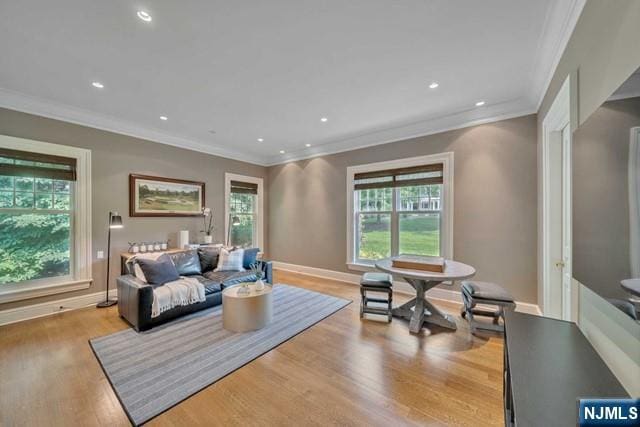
0,0 -> 584,166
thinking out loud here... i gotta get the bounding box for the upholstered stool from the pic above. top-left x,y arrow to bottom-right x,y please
360,272 -> 393,322
460,281 -> 515,334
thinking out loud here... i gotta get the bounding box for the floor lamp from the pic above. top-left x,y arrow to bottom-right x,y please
226,215 -> 240,247
97,211 -> 123,308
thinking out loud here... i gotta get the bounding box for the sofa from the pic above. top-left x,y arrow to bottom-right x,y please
116,247 -> 273,331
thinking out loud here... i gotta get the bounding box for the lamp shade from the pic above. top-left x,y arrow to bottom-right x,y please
231,215 -> 241,226
109,212 -> 123,229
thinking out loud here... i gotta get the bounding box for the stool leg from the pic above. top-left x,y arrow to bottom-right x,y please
387,289 -> 393,322
359,288 -> 365,318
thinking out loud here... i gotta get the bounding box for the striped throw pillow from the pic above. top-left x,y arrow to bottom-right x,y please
214,248 -> 245,272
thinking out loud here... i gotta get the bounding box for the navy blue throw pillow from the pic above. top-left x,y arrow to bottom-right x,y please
136,254 -> 180,286
243,248 -> 260,269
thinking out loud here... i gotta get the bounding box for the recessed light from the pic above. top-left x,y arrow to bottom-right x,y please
305,143 -> 311,147
475,101 -> 486,106
257,138 -> 264,142
137,10 -> 152,22
320,117 -> 328,122
92,81 -> 104,89
429,82 -> 439,89
159,116 -> 168,121
279,150 -> 285,154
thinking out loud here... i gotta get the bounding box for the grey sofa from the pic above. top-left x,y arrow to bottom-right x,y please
116,248 -> 273,331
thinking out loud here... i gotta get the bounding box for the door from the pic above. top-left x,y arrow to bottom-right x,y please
561,125 -> 573,320
545,125 -> 572,320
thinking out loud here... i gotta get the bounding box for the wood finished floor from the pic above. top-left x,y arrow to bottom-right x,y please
0,271 -> 505,426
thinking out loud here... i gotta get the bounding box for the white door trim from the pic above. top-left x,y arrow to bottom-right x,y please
629,127 -> 640,278
540,73 -> 577,321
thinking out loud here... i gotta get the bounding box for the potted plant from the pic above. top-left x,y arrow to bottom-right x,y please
201,207 -> 214,244
250,261 -> 265,291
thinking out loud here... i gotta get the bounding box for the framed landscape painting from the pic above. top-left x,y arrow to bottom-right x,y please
129,174 -> 205,217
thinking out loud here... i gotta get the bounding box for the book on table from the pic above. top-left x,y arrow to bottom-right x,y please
391,255 -> 446,272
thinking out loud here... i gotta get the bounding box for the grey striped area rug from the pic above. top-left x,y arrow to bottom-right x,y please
90,284 -> 350,426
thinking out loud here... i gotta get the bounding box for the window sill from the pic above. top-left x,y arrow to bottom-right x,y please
0,278 -> 92,304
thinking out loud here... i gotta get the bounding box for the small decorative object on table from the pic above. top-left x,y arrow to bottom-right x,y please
128,242 -> 140,253
201,207 -> 215,244
392,255 -> 446,273
250,262 -> 265,291
237,282 -> 251,296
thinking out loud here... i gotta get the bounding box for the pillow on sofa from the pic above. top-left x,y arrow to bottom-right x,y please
243,248 -> 260,269
129,252 -> 166,282
171,250 -> 202,276
136,254 -> 180,286
198,247 -> 221,272
214,248 -> 245,272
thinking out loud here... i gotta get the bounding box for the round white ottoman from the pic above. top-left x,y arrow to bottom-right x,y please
222,284 -> 273,332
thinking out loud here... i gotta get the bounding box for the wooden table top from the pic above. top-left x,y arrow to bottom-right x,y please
375,258 -> 476,281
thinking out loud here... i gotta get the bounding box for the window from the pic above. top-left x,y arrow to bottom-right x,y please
225,173 -> 264,249
347,153 -> 453,267
0,136 -> 91,303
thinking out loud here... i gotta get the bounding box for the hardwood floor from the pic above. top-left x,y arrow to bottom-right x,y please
0,271 -> 505,426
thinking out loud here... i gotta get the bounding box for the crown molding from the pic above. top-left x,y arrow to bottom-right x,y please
265,97 -> 536,166
0,87 -> 265,166
529,0 -> 586,109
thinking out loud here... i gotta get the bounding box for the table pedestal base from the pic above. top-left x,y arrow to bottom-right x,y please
392,279 -> 457,333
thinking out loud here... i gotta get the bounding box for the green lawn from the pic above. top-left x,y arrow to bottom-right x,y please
359,214 -> 440,260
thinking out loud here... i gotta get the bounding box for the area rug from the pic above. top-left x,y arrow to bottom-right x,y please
90,284 -> 350,426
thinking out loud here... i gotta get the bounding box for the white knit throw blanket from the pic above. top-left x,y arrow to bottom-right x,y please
151,277 -> 206,318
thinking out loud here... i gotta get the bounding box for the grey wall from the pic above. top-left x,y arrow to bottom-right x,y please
537,0 -> 640,395
268,115 -> 538,303
0,107 -> 268,310
573,97 -> 640,300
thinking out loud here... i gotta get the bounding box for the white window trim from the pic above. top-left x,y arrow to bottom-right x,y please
346,152 -> 454,270
0,135 -> 92,303
224,173 -> 264,250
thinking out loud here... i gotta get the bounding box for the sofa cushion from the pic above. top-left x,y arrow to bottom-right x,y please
203,270 -> 257,288
170,250 -> 202,276
243,248 -> 260,269
136,254 -> 180,286
189,275 -> 222,295
198,247 -> 220,272
214,248 -> 245,272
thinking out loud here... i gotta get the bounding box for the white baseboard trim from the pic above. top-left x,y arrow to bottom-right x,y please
0,289 -> 117,327
273,261 -> 541,316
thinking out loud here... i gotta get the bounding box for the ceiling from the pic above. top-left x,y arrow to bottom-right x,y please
0,0 -> 584,166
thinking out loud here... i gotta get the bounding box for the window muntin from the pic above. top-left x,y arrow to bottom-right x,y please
229,192 -> 257,247
0,174 -> 73,285
355,183 -> 442,263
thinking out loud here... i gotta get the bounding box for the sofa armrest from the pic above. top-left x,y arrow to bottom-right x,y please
261,261 -> 273,284
116,274 -> 154,331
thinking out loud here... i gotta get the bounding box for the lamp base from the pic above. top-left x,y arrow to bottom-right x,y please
96,299 -> 117,308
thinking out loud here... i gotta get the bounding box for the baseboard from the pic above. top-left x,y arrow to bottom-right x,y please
272,261 -> 541,316
0,289 -> 117,327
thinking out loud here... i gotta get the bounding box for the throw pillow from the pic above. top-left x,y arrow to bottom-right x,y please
136,254 -> 180,286
242,247 -> 260,269
214,248 -> 245,272
198,247 -> 221,272
130,252 -> 166,283
171,250 -> 202,276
